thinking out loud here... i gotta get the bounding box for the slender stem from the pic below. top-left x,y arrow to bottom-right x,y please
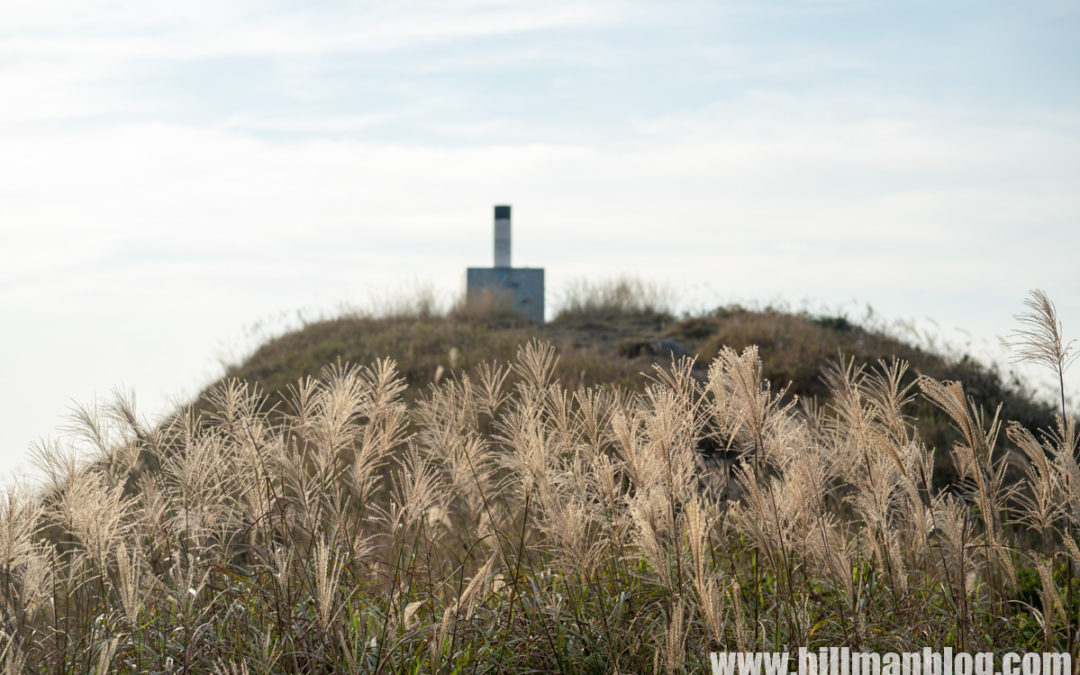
1059,363 -> 1075,657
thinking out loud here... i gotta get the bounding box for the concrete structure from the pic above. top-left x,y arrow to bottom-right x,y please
494,204 -> 511,267
466,205 -> 545,322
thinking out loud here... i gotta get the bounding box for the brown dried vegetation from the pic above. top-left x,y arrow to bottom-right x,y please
0,291 -> 1074,672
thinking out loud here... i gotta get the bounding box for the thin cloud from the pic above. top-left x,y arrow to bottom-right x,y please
0,2 -> 627,59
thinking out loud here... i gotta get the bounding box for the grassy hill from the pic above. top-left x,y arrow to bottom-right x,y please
212,293 -> 1056,481
6,285 -> 1074,671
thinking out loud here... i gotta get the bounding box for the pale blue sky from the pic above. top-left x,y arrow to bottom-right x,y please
1,0 -> 1078,476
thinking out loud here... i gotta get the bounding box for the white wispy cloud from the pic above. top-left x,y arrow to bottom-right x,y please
0,1 -> 627,58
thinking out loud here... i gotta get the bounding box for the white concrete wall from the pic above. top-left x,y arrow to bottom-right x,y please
466,267 -> 544,322
494,217 -> 511,267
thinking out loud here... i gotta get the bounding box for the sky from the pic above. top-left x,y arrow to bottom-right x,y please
1,0 -> 1078,478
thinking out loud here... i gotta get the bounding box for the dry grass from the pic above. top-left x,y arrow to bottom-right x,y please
447,287 -> 525,323
0,291 -> 1074,672
555,276 -> 675,322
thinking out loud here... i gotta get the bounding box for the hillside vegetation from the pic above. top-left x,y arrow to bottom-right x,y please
217,283 -> 1055,480
1,285 -> 1074,672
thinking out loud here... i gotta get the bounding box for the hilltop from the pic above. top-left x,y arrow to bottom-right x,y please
207,290 -> 1055,479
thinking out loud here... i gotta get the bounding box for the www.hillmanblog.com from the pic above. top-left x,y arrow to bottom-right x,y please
709,648 -> 1071,675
